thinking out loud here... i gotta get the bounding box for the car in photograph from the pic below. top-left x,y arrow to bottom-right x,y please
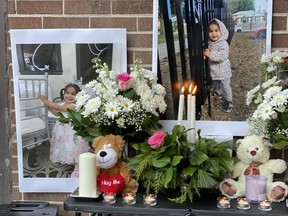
252,27 -> 267,39
234,25 -> 243,32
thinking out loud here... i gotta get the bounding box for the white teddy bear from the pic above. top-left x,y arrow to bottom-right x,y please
219,135 -> 288,202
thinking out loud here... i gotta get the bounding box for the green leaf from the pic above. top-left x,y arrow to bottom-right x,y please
273,140 -> 288,150
164,167 -> 173,187
272,133 -> 288,141
171,156 -> 183,166
219,157 -> 234,173
190,151 -> 208,165
197,169 -> 217,188
182,165 -> 197,176
208,158 -> 220,175
131,143 -> 152,153
152,156 -> 170,168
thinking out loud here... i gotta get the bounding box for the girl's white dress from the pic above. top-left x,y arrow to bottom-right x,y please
50,111 -> 90,165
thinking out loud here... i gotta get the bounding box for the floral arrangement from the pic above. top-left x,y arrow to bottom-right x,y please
127,125 -> 234,203
246,51 -> 288,149
58,58 -> 167,142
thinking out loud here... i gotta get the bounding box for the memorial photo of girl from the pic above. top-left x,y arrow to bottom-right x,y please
204,19 -> 234,113
38,83 -> 90,177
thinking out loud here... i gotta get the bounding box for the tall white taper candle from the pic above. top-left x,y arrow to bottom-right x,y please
187,84 -> 192,142
190,85 -> 197,143
79,152 -> 97,197
190,94 -> 196,143
177,87 -> 185,125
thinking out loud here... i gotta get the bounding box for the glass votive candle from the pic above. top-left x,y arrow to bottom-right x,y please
258,200 -> 272,211
143,194 -> 157,206
217,196 -> 231,209
103,192 -> 116,204
122,193 -> 136,205
237,198 -> 250,210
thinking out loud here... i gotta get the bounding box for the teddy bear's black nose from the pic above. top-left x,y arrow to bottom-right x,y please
100,151 -> 107,157
250,150 -> 256,156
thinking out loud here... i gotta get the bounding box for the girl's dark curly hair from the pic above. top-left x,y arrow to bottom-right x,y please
60,83 -> 81,101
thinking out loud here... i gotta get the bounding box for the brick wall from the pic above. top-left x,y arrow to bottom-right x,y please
6,0 -> 288,215
7,0 -> 153,215
272,0 -> 288,49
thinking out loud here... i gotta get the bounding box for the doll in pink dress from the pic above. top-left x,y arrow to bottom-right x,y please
39,83 -> 90,178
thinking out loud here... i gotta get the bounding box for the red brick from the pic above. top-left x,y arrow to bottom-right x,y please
65,0 -> 111,14
43,17 -> 89,28
12,172 -> 19,185
134,51 -> 152,65
272,33 -> 288,48
8,1 -> 16,14
272,16 -> 287,31
127,33 -> 152,48
11,141 -> 18,156
112,0 -> 153,14
90,17 -> 137,31
11,156 -> 18,171
138,17 -> 153,31
273,0 -> 288,13
17,1 -> 62,14
8,17 -> 42,29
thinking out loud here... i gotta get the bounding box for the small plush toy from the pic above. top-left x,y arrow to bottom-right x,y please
92,134 -> 138,194
219,135 -> 288,202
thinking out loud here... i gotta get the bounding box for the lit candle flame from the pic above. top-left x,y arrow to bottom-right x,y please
192,85 -> 197,95
188,84 -> 193,94
180,86 -> 185,94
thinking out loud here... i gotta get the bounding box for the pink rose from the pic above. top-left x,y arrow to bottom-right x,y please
117,73 -> 132,90
148,131 -> 166,149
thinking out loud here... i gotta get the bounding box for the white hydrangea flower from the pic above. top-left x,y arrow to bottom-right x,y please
152,84 -> 166,96
82,97 -> 101,117
75,91 -> 91,110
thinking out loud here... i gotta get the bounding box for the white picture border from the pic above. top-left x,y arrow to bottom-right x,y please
10,28 -> 127,192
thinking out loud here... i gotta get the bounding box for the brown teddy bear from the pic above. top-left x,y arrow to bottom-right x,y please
92,134 -> 138,194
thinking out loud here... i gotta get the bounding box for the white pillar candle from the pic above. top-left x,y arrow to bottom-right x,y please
177,87 -> 185,125
79,152 -> 97,197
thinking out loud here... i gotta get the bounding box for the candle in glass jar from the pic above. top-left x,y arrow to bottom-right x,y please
123,193 -> 136,205
103,193 -> 116,204
237,198 -> 250,210
217,197 -> 230,208
143,194 -> 157,206
258,200 -> 272,211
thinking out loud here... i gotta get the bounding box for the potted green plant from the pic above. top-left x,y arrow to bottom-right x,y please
127,125 -> 234,203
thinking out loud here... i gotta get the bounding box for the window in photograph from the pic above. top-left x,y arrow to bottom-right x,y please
16,44 -> 63,75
